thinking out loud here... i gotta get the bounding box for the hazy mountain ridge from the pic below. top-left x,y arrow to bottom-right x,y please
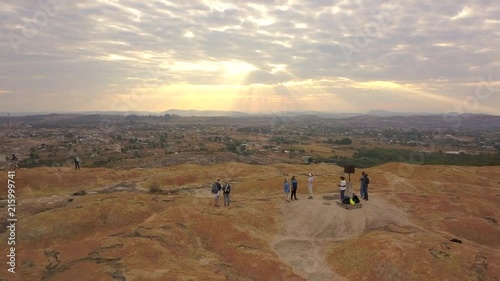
2,109 -> 497,118
162,109 -> 436,118
162,109 -> 250,117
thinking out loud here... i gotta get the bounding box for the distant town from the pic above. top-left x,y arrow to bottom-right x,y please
1,112 -> 499,169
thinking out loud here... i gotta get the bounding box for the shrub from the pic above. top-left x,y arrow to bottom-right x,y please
148,181 -> 161,193
73,190 -> 87,196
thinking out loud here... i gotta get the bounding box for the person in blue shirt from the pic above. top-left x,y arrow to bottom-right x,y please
359,172 -> 366,198
284,178 -> 291,202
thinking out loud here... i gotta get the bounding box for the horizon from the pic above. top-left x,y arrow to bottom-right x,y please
1,108 -> 499,118
1,1 -> 499,115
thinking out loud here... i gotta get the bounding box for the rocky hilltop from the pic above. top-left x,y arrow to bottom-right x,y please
0,163 -> 499,281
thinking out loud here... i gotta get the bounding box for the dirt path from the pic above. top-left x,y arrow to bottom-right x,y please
271,193 -> 410,281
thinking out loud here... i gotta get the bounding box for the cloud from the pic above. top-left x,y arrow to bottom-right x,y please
0,0 -> 498,114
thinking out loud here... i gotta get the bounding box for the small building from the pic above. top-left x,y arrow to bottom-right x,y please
302,156 -> 312,164
444,150 -> 465,155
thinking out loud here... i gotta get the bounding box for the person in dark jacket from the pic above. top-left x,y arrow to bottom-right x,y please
223,182 -> 231,206
11,154 -> 19,170
214,178 -> 222,207
74,156 -> 81,170
361,172 -> 370,200
359,172 -> 366,198
291,175 -> 298,200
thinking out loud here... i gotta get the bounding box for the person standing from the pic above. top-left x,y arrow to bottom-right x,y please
290,175 -> 298,200
339,176 -> 347,202
74,156 -> 81,170
284,178 -> 291,202
223,182 -> 231,206
359,172 -> 366,199
362,173 -> 370,201
11,154 -> 19,170
213,178 -> 222,207
307,173 -> 314,199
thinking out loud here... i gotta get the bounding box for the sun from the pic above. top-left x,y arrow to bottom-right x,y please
221,61 -> 259,85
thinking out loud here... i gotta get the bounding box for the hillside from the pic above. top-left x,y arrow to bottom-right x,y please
0,163 -> 499,281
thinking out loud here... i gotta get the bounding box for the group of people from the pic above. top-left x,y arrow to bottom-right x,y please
211,171 -> 370,206
283,173 -> 315,202
338,172 -> 370,202
285,172 -> 370,204
212,178 -> 231,207
8,153 -> 81,170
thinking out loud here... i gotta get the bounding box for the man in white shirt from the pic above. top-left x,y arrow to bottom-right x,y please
307,173 -> 314,199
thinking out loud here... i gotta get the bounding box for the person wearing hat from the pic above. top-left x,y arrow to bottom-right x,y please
307,173 -> 314,199
338,176 -> 347,202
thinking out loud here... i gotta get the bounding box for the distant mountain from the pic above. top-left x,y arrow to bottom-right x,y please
268,111 -> 363,119
162,109 -> 250,117
162,109 -> 363,118
1,109 -> 497,119
365,110 -> 431,117
161,109 -> 436,118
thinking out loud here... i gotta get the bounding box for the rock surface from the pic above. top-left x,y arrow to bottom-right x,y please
0,162 -> 499,280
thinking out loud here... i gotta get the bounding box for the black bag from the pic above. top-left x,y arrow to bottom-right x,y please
352,194 -> 360,203
211,182 -> 219,194
223,184 -> 231,193
342,196 -> 350,204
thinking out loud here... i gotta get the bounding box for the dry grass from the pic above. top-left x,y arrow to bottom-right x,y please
0,167 -> 144,197
1,162 -> 500,281
148,181 -> 162,193
295,143 -> 356,158
326,230 -> 483,281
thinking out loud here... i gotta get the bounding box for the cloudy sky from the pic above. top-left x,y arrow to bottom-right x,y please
0,0 -> 499,114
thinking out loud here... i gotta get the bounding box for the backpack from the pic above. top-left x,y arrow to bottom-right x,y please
342,196 -> 350,205
352,194 -> 360,203
211,182 -> 219,194
223,184 -> 231,193
366,177 -> 370,184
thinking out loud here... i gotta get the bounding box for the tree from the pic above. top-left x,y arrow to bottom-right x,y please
334,138 -> 352,145
29,152 -> 39,160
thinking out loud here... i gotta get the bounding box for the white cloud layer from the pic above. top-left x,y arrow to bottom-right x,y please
0,0 -> 498,114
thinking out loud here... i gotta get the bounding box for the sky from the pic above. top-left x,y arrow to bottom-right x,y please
0,0 -> 499,115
